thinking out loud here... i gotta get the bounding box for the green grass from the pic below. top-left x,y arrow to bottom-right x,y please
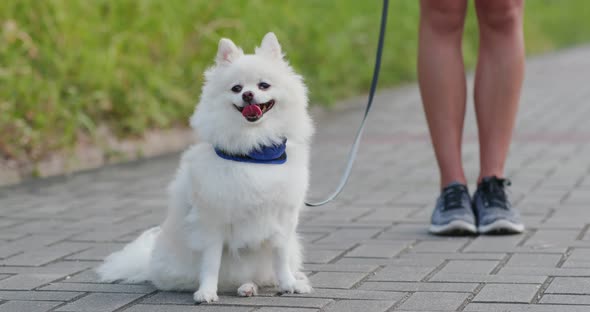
2,0 -> 590,162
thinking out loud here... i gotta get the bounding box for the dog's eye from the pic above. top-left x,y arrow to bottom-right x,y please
258,82 -> 271,90
231,85 -> 242,93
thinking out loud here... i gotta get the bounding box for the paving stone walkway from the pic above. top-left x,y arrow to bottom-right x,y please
2,46 -> 590,311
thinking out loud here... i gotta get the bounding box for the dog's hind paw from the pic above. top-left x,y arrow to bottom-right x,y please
193,289 -> 218,303
237,282 -> 258,297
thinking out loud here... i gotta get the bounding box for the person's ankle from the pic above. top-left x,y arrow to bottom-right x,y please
477,173 -> 504,184
440,177 -> 467,190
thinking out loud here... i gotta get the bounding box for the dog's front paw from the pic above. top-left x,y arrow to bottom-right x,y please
193,289 -> 218,303
279,278 -> 312,294
292,278 -> 313,294
294,271 -> 309,281
237,282 -> 258,297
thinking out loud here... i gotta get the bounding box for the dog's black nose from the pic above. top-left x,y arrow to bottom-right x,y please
242,91 -> 254,102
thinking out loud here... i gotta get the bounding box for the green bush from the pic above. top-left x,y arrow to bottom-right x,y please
1,1 -> 589,161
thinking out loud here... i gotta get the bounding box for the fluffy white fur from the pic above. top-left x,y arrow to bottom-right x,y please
96,32 -> 314,303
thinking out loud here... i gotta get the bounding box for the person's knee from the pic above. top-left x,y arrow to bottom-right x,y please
421,0 -> 467,36
476,0 -> 523,34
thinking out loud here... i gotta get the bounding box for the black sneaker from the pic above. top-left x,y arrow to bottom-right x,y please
473,176 -> 524,234
429,182 -> 477,235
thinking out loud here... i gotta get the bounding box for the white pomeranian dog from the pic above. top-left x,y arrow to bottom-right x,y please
97,32 -> 314,303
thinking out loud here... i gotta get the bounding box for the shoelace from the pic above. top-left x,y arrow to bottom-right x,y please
479,176 -> 511,209
442,184 -> 468,211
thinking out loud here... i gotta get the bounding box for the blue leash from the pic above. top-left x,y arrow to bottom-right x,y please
305,0 -> 389,207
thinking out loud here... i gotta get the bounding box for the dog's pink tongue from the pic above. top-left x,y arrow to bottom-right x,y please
242,104 -> 262,118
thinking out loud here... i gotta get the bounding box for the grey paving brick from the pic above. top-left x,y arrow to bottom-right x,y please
464,303 -> 590,312
61,269 -> 101,283
308,272 -> 367,289
461,236 -> 526,253
0,301 -> 61,312
300,233 -> 325,244
439,260 -> 499,275
359,281 -> 478,292
355,207 -> 418,223
0,290 -> 82,301
0,261 -> 91,275
0,231 -> 27,241
524,229 -> 580,249
314,229 -> 383,243
48,260 -> 97,271
256,308 -> 317,312
505,253 -> 562,267
563,259 -> 590,268
563,249 -> 590,268
71,226 -> 148,243
211,296 -> 333,308
56,293 -> 144,312
303,249 -> 345,264
140,291 -> 193,305
310,208 -> 374,222
65,243 -> 125,261
0,274 -> 64,290
567,248 -> 590,258
0,242 -> 89,266
429,273 -> 546,284
540,294 -> 590,305
369,266 -> 435,282
0,219 -> 22,229
0,233 -> 73,258
285,288 -> 406,300
345,241 -> 409,258
336,257 -> 440,267
398,292 -> 469,311
497,267 -> 590,277
123,304 -> 253,312
546,277 -> 590,294
411,240 -> 466,253
302,264 -> 378,273
40,282 -> 156,293
378,224 -> 431,240
399,252 -> 507,261
473,284 -> 540,303
323,300 -> 395,312
297,226 -> 336,235
305,241 -> 357,251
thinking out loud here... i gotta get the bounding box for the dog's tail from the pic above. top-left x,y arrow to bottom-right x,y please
96,226 -> 160,283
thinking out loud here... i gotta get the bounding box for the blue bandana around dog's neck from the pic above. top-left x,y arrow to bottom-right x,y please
214,138 -> 287,164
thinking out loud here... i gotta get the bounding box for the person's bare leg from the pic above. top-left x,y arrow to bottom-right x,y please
474,0 -> 525,182
418,0 -> 469,188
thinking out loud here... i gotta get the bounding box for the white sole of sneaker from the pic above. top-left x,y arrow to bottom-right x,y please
478,220 -> 525,234
429,220 -> 477,235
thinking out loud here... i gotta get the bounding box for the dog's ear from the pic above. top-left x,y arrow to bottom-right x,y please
256,32 -> 283,60
216,38 -> 242,65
